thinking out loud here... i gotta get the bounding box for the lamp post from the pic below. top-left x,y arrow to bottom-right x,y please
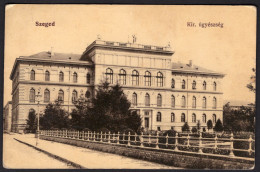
35,88 -> 42,146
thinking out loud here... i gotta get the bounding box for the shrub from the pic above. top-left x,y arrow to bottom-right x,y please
159,130 -> 177,149
192,127 -> 198,133
182,122 -> 190,132
214,119 -> 224,132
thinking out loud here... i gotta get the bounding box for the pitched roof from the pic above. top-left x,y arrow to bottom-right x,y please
171,62 -> 224,76
27,51 -> 81,61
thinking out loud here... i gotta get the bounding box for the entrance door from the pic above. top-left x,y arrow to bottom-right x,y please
145,117 -> 149,129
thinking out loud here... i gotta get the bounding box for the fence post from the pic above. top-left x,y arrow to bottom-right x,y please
128,132 -> 131,146
100,131 -> 103,142
82,131 -> 84,140
117,132 -> 120,144
155,132 -> 159,149
198,132 -> 203,153
123,133 -> 125,143
113,133 -> 115,142
140,132 -> 144,147
248,134 -> 253,156
166,134 -> 169,148
187,133 -> 190,147
87,131 -> 90,141
174,132 -> 179,151
148,133 -> 151,145
214,133 -> 218,149
107,131 -> 110,143
134,133 -> 137,144
93,131 -> 96,141
78,131 -> 80,139
229,133 -> 235,157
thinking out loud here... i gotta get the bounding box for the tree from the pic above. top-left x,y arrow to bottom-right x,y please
40,101 -> 70,130
214,119 -> 224,132
85,82 -> 142,133
207,120 -> 213,131
26,109 -> 37,133
247,68 -> 256,93
182,122 -> 190,132
196,120 -> 201,131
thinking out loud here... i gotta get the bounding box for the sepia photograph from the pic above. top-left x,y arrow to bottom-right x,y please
3,5 -> 256,169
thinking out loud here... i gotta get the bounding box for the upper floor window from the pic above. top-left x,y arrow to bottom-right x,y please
181,96 -> 186,108
171,95 -> 175,108
58,89 -> 64,103
156,112 -> 162,122
145,93 -> 150,106
202,114 -> 207,123
182,80 -> 186,89
144,71 -> 151,86
59,71 -> 64,82
72,90 -> 78,102
213,114 -> 217,123
30,70 -> 35,80
29,88 -> 35,103
192,113 -> 196,123
213,97 -> 217,109
44,89 -> 50,103
157,72 -> 163,87
73,72 -> 78,83
171,79 -> 175,88
86,73 -> 91,84
45,71 -> 50,81
213,82 -> 217,91
119,69 -> 126,85
105,68 -> 113,84
202,97 -> 207,109
85,91 -> 91,98
132,93 -> 137,106
132,70 -> 139,86
192,80 -> 196,90
192,96 -> 196,108
203,81 -> 207,90
181,113 -> 185,122
157,94 -> 162,107
171,113 -> 175,122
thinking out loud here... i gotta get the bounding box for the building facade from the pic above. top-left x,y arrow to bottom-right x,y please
10,39 -> 224,132
3,101 -> 12,132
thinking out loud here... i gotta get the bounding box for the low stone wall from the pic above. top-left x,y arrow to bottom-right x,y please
40,135 -> 254,169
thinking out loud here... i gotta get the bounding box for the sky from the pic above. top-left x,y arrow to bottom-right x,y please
4,5 -> 256,105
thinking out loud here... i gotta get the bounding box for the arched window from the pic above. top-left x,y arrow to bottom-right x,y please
132,70 -> 139,86
45,71 -> 50,81
105,68 -> 113,84
171,113 -> 175,122
59,71 -> 64,82
145,93 -> 150,106
181,113 -> 185,122
44,89 -> 50,103
213,97 -> 217,109
203,81 -> 207,90
181,96 -> 186,108
202,114 -> 207,123
156,112 -> 162,122
157,94 -> 162,107
192,80 -> 196,90
171,95 -> 175,108
58,90 -> 64,103
192,113 -> 196,123
29,88 -> 35,103
171,79 -> 175,88
86,73 -> 91,84
132,93 -> 137,106
157,72 -> 163,87
213,82 -> 217,91
72,90 -> 78,102
182,80 -> 186,89
73,72 -> 78,83
85,91 -> 91,98
213,114 -> 217,123
192,96 -> 196,108
119,69 -> 126,85
202,97 -> 207,108
30,70 -> 35,80
144,71 -> 151,86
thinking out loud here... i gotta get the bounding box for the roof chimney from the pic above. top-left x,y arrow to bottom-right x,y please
189,60 -> 192,67
51,47 -> 54,57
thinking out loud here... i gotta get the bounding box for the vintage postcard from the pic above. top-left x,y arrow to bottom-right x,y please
3,5 -> 256,169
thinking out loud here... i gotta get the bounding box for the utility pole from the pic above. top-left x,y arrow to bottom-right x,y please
35,88 -> 42,146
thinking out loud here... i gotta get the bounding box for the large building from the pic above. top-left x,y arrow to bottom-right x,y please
3,101 -> 12,132
10,39 -> 224,132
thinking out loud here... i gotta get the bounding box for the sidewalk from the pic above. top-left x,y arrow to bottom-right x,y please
14,134 -> 178,169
